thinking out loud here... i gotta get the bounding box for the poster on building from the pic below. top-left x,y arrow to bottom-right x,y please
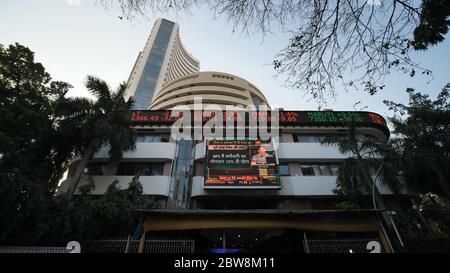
204,139 -> 281,189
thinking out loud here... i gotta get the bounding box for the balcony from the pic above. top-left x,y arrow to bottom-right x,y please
93,142 -> 176,161
58,175 -> 171,196
276,142 -> 348,161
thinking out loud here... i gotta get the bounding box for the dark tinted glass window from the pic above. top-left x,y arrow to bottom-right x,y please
136,134 -> 162,143
295,134 -> 318,143
329,164 -> 340,176
301,165 -> 316,176
299,163 -> 340,176
278,163 -> 290,176
116,163 -> 137,176
116,163 -> 165,176
85,163 -> 105,175
319,165 -> 332,176
132,20 -> 175,109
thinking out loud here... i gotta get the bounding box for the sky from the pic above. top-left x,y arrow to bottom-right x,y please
1,0 -> 449,120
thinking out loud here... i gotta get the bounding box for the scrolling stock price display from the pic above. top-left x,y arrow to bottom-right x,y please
131,110 -> 388,130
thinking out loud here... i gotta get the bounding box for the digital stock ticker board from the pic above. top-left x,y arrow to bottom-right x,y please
130,110 -> 388,136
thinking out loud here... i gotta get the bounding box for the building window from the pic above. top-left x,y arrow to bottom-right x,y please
319,165 -> 332,176
84,163 -> 106,175
152,164 -> 165,176
329,164 -> 340,176
300,165 -> 316,176
116,163 -> 165,176
299,163 -> 341,176
293,133 -> 345,143
294,134 -> 320,143
136,134 -> 160,143
278,163 -> 290,176
135,134 -> 170,143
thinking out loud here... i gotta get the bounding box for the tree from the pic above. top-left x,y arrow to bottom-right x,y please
413,0 -> 450,50
63,76 -> 136,200
419,193 -> 450,237
394,193 -> 450,240
0,42 -> 144,245
320,124 -> 400,209
321,123 -> 404,249
97,0 -> 200,19
0,43 -> 80,244
36,176 -> 155,244
384,83 -> 450,199
97,0 -> 449,103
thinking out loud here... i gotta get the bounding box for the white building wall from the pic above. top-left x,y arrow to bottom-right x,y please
276,143 -> 349,161
93,142 -> 176,161
59,175 -> 171,196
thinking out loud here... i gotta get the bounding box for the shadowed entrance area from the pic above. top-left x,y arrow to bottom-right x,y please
136,209 -> 391,253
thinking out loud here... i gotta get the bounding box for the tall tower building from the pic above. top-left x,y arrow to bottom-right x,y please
125,18 -> 200,110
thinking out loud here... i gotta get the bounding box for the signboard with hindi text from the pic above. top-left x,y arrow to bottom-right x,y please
204,139 -> 281,189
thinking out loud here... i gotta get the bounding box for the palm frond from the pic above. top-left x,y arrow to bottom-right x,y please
85,75 -> 111,103
113,82 -> 128,101
55,96 -> 94,117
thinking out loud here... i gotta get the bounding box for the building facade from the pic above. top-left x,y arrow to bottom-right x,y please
125,18 -> 200,110
58,19 -> 414,253
150,72 -> 270,110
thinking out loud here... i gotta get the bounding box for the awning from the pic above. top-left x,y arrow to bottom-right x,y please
137,209 -> 384,233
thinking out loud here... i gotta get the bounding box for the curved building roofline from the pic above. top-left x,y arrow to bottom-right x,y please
150,71 -> 271,110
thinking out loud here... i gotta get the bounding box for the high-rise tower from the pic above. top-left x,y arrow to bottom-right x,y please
125,18 -> 200,110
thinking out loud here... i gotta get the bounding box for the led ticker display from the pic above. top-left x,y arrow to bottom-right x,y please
279,111 -> 387,127
131,110 -> 246,124
131,111 -> 181,124
130,110 -> 388,135
204,139 -> 281,189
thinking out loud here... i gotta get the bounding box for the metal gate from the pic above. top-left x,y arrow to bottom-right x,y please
144,238 -> 195,253
82,237 -> 195,253
0,247 -> 71,254
303,238 -> 383,253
